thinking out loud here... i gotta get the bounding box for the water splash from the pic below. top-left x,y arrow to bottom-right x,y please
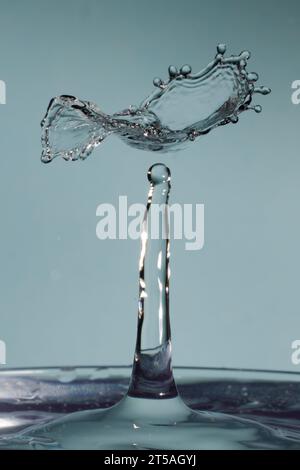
41,44 -> 270,163
1,165 -> 298,450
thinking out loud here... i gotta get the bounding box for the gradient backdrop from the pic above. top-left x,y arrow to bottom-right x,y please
0,0 -> 299,371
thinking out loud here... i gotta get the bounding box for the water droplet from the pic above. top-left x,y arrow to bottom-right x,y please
148,163 -> 170,185
217,43 -> 226,55
230,115 -> 239,124
153,77 -> 163,88
180,64 -> 192,75
168,65 -> 178,78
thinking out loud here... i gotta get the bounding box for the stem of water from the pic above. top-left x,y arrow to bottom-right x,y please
128,164 -> 177,399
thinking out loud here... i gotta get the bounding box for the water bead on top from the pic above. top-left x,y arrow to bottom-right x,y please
168,65 -> 179,78
216,43 -> 227,55
40,44 -> 271,163
148,163 -> 171,185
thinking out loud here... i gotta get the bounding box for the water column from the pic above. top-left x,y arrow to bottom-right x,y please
128,164 -> 177,399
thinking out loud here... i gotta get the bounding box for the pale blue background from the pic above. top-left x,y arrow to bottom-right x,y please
0,0 -> 299,371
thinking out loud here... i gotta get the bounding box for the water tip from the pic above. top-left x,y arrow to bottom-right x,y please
180,64 -> 192,76
240,50 -> 251,61
259,86 -> 272,95
247,72 -> 259,82
217,44 -> 226,55
41,153 -> 53,164
168,65 -> 178,78
148,163 -> 171,185
153,77 -> 163,88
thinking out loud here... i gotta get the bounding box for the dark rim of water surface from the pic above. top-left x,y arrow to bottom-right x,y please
0,365 -> 299,376
0,367 -> 300,432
